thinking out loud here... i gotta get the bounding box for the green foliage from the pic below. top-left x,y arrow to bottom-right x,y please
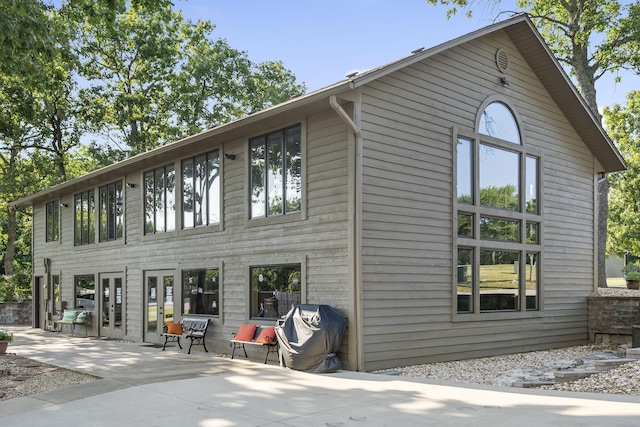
0,330 -> 13,342
623,262 -> 640,280
1,0 -> 306,281
252,266 -> 301,294
0,269 -> 32,302
604,91 -> 640,257
78,3 -> 305,160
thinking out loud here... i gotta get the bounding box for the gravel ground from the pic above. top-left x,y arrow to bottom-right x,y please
396,287 -> 640,396
397,343 -> 640,395
0,353 -> 97,401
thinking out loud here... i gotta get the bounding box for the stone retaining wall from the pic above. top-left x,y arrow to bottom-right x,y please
588,296 -> 640,344
0,300 -> 32,326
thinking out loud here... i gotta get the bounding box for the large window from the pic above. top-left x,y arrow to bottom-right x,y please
75,275 -> 95,311
456,100 -> 540,314
250,125 -> 302,218
182,150 -> 220,228
144,164 -> 176,234
99,181 -> 124,242
74,190 -> 95,245
250,264 -> 301,319
46,201 -> 59,242
182,269 -> 219,316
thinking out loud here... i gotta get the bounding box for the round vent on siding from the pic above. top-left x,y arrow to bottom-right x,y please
495,48 -> 510,73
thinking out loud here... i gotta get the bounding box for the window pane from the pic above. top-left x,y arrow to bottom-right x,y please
480,145 -> 519,210
166,165 -> 176,232
155,168 -> 165,233
251,265 -> 301,319
479,251 -> 518,311
115,181 -> 123,239
194,154 -> 206,226
53,275 -> 61,304
163,276 -> 174,323
99,187 -> 108,241
457,138 -> 473,204
107,183 -> 116,240
267,132 -> 284,216
88,191 -> 95,244
207,151 -> 220,224
480,216 -> 519,242
525,253 -> 539,311
457,248 -> 473,313
526,156 -> 538,214
75,194 -> 82,245
183,159 -> 194,229
457,213 -> 473,237
147,276 -> 158,333
526,222 -> 539,244
251,137 -> 266,218
46,201 -> 59,242
82,192 -> 88,244
75,275 -> 95,311
285,126 -> 301,213
478,102 -> 521,144
144,172 -> 155,234
182,269 -> 219,315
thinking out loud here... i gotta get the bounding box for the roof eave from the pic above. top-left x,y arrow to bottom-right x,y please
12,81 -> 352,207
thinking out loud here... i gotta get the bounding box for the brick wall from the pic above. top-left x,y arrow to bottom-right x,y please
0,301 -> 32,326
588,296 -> 640,344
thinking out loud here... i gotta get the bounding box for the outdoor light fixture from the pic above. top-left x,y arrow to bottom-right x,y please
59,203 -> 68,208
499,77 -> 510,86
225,153 -> 236,160
126,182 -> 136,188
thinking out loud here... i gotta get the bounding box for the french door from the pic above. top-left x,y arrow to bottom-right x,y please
144,270 -> 176,343
99,273 -> 125,339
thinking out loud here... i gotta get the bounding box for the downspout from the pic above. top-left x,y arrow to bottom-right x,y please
330,95 -> 361,138
330,95 -> 364,371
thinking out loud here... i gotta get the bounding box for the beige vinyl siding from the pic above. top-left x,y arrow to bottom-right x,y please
31,108 -> 353,357
358,30 -> 596,370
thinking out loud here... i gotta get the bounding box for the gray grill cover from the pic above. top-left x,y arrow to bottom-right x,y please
275,304 -> 347,373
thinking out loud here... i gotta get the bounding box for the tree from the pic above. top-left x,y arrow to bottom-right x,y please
2,0 -> 307,287
78,4 -> 190,157
604,91 -> 640,257
79,3 -> 306,161
428,0 -> 640,286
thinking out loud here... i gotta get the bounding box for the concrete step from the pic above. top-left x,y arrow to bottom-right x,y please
554,371 -> 598,381
593,358 -> 636,371
626,347 -> 640,360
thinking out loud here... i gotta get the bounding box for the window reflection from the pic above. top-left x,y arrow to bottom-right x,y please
526,156 -> 538,214
479,251 -> 518,311
525,253 -> 539,310
250,125 -> 301,219
457,138 -> 472,204
250,265 -> 301,319
479,144 -> 519,210
480,216 -> 519,242
526,222 -> 538,244
457,213 -> 473,237
457,248 -> 473,313
478,102 -> 521,144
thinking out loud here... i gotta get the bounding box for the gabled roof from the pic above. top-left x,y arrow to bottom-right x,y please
13,14 -> 625,206
347,14 -> 625,173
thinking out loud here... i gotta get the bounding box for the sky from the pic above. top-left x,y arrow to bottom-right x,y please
175,0 -> 638,110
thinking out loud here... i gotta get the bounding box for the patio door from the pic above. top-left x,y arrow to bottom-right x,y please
100,273 -> 125,339
144,270 -> 176,343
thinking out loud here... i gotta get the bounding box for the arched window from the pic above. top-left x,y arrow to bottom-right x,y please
478,101 -> 521,144
455,98 -> 541,316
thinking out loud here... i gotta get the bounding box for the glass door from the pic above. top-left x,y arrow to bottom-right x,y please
100,273 -> 125,339
144,270 -> 176,343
